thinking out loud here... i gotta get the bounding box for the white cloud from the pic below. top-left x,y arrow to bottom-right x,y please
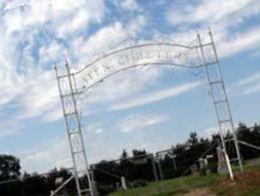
20,135 -> 71,173
69,13 -> 149,67
85,122 -> 103,135
0,0 -> 258,128
39,41 -> 66,66
0,0 -> 106,123
2,0 -> 105,35
218,26 -> 260,57
86,67 -> 162,105
15,71 -> 61,122
53,0 -> 105,38
239,73 -> 260,95
128,15 -> 148,36
111,80 -> 202,110
118,113 -> 169,133
243,83 -> 260,95
72,22 -> 128,64
201,125 -> 219,138
166,0 -> 258,26
0,0 -> 151,125
236,72 -> 260,95
0,0 -> 258,174
19,124 -> 170,172
238,72 -> 260,86
166,0 -> 260,58
20,132 -> 111,172
119,0 -> 140,11
0,121 -> 21,139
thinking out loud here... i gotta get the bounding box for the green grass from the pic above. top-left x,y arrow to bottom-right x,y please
232,159 -> 260,172
110,161 -> 260,196
109,174 -> 223,196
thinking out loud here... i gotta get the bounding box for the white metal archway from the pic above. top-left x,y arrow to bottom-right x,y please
55,29 -> 242,196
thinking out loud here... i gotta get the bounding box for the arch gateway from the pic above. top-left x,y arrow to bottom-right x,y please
54,29 -> 243,196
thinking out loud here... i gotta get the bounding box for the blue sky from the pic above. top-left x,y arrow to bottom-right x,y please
0,0 -> 260,173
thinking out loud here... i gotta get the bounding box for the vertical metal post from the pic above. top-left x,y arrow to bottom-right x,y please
55,62 -> 94,196
208,29 -> 243,172
157,159 -> 164,180
197,33 -> 234,180
151,155 -> 159,181
90,165 -> 98,195
65,62 -> 94,196
54,66 -> 81,196
121,177 -> 127,190
171,155 -> 177,171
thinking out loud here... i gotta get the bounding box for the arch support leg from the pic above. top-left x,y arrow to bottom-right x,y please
197,30 -> 243,179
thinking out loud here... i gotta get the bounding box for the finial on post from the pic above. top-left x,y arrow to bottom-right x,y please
196,30 -> 200,38
64,59 -> 69,68
207,27 -> 214,44
208,27 -> 212,34
53,62 -> 58,71
54,64 -> 59,77
196,30 -> 202,45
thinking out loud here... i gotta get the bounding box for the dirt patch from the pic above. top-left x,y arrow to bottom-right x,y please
184,187 -> 216,196
212,171 -> 260,195
184,171 -> 260,196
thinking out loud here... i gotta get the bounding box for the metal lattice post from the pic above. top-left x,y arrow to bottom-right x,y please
197,31 -> 239,180
151,155 -> 159,181
55,63 -> 94,196
207,29 -> 243,172
156,159 -> 164,180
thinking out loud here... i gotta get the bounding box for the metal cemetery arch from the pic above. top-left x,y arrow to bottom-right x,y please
55,30 -> 242,196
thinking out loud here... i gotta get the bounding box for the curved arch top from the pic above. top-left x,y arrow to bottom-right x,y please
70,42 -> 211,92
55,31 -> 242,194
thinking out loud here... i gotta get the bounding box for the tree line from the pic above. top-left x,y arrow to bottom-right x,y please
0,122 -> 260,195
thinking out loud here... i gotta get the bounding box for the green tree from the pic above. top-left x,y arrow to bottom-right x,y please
120,149 -> 128,160
0,154 -> 20,181
0,154 -> 21,196
132,149 -> 147,157
188,132 -> 199,146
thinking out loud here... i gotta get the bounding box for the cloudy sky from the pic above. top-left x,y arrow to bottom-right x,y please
0,0 -> 260,173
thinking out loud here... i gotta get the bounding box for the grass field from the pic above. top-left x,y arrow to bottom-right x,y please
109,163 -> 260,196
